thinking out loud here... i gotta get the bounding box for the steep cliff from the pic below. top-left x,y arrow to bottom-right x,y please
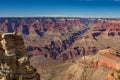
0,17 -> 120,80
0,33 -> 40,80
0,18 -> 120,58
30,48 -> 120,80
0,17 -> 89,57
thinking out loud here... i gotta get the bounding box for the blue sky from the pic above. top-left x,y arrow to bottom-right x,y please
0,0 -> 120,18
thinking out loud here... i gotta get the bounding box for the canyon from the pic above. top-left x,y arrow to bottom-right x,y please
0,17 -> 120,80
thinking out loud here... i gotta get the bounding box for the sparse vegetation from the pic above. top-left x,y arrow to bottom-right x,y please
111,70 -> 120,80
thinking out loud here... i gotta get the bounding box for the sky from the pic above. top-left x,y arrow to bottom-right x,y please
0,0 -> 120,18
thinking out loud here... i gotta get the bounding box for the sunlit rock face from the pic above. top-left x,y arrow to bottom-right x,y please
0,33 -> 40,80
0,17 -> 88,58
0,18 -> 120,58
30,49 -> 120,80
0,18 -> 120,80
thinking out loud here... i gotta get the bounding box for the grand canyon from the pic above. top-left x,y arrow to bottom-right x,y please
0,17 -> 120,80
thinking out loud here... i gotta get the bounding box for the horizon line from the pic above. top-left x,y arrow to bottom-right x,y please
0,16 -> 120,19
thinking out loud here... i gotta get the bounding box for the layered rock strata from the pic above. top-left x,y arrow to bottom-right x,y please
0,33 -> 40,80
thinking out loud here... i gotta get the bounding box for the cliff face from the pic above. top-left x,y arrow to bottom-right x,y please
0,17 -> 88,57
0,33 -> 40,80
0,18 -> 85,35
0,18 -> 120,80
30,48 -> 120,80
90,19 -> 120,40
0,18 -> 120,59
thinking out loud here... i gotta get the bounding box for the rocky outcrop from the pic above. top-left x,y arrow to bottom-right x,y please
0,33 -> 40,80
92,49 -> 120,80
30,48 -> 120,80
92,49 -> 120,70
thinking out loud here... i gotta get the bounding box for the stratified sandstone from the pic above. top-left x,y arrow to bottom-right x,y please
93,49 -> 120,70
30,48 -> 120,80
0,33 -> 40,80
1,18 -> 120,64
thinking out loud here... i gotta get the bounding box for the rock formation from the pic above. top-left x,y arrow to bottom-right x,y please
0,33 -> 40,80
30,48 -> 120,80
0,17 -> 120,80
1,17 -> 120,58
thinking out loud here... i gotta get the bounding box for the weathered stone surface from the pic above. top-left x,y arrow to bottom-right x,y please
31,49 -> 120,80
0,18 -> 120,58
0,33 -> 40,80
0,18 -> 120,80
